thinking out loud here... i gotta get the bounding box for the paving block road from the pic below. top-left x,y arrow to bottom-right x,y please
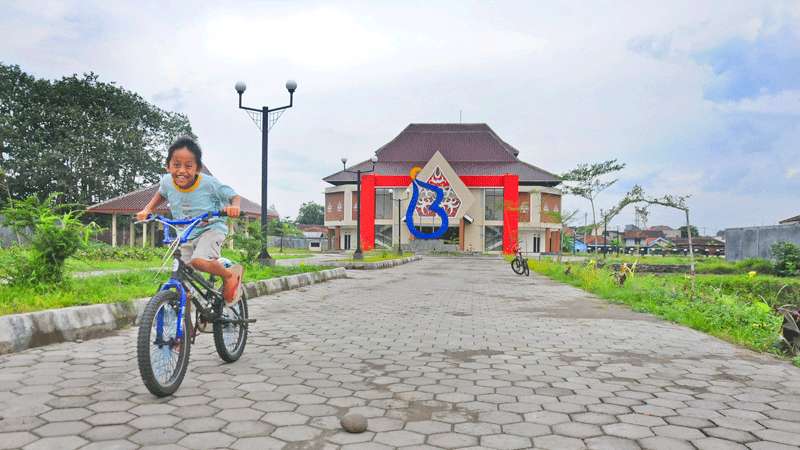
1,257 -> 799,449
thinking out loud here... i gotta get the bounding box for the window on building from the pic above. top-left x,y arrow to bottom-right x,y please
485,225 -> 503,251
375,188 -> 393,220
375,224 -> 392,249
485,188 -> 504,221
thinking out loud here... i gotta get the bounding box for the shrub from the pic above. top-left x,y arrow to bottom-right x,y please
75,242 -> 163,261
772,241 -> 800,277
736,258 -> 776,275
232,220 -> 265,265
1,194 -> 98,284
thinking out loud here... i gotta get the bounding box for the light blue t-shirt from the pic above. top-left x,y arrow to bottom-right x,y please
158,173 -> 237,239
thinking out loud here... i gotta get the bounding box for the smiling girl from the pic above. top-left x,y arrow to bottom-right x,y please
137,137 -> 244,304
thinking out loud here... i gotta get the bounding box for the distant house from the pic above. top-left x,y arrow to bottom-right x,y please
572,238 -> 588,253
672,237 -> 725,256
648,225 -> 680,239
644,236 -> 672,249
780,214 -> 800,225
296,224 -> 328,252
623,229 -> 664,247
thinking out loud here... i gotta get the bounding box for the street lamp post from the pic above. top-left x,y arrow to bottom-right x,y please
235,79 -> 297,266
341,156 -> 377,260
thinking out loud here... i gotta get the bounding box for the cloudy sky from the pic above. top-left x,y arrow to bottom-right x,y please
2,0 -> 798,233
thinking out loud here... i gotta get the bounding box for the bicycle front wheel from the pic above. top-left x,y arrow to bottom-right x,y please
511,258 -> 525,275
213,296 -> 249,363
137,290 -> 191,397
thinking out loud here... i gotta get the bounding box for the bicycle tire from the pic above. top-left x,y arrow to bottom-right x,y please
524,260 -> 530,276
511,258 -> 525,275
137,290 -> 191,397
213,296 -> 249,363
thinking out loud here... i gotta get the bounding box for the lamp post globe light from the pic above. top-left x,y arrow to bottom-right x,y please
341,155 -> 378,260
235,79 -> 297,265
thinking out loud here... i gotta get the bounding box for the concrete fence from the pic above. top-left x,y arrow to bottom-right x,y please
725,223 -> 800,261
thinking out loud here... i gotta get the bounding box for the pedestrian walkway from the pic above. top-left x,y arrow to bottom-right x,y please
1,257 -> 798,449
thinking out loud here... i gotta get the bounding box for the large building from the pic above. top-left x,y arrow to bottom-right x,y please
322,123 -> 563,254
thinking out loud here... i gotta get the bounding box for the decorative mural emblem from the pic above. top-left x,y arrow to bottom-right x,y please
415,167 -> 462,218
406,167 -> 449,239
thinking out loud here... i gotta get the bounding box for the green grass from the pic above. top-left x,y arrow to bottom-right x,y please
338,251 -> 414,263
532,259 -> 784,353
599,254 -> 780,276
0,263 -> 327,316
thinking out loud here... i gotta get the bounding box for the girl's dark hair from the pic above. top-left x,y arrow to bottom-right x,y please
167,136 -> 202,168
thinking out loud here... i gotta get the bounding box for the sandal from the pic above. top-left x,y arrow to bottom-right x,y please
223,264 -> 244,306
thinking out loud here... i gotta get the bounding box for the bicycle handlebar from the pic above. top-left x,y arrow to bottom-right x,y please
136,211 -> 227,244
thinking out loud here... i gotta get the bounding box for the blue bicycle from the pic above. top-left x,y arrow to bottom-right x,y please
135,211 -> 253,397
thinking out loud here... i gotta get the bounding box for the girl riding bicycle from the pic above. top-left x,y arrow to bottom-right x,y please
137,136 -> 244,305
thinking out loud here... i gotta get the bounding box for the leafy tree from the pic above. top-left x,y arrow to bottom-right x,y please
0,63 -> 194,206
296,201 -> 324,225
560,159 -> 626,241
678,225 -> 699,238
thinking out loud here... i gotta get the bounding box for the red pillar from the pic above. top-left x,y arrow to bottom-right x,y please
502,174 -> 519,255
360,174 -> 376,252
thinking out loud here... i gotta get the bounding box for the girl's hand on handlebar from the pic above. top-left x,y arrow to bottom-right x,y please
136,210 -> 152,222
223,205 -> 240,218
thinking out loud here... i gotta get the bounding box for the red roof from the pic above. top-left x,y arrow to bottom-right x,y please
323,123 -> 560,186
87,167 -> 276,219
297,224 -> 328,233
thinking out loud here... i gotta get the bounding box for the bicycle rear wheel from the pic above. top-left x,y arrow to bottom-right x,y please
137,291 -> 191,397
213,296 -> 249,363
511,258 -> 525,275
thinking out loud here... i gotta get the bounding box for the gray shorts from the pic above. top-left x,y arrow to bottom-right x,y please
180,230 -> 225,264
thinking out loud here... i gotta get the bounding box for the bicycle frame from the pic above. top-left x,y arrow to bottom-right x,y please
142,212 -> 226,342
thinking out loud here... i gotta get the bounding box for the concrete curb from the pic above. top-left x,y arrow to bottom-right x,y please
331,255 -> 421,270
0,267 -> 347,355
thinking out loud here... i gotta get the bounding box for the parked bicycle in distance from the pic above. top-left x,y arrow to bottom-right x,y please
511,242 -> 530,276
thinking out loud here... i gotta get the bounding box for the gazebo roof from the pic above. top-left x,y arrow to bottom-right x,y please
87,168 -> 277,219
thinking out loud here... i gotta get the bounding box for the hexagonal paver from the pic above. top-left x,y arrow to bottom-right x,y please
405,420 -> 451,434
23,436 -> 87,450
33,421 -> 91,437
428,432 -> 479,448
478,411 -> 523,425
0,432 -> 37,449
231,436 -> 286,450
482,433 -> 534,449
524,411 -> 570,425
262,411 -> 309,426
80,424 -> 136,441
129,427 -> 186,446
553,421 -> 603,438
271,425 -> 323,442
602,422 -> 654,439
455,421 -> 502,436
178,431 -> 236,449
373,430 -> 426,447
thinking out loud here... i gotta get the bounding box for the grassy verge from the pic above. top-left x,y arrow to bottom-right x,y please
531,259 -> 784,353
58,246 -> 314,273
338,251 -> 414,263
0,264 -> 327,316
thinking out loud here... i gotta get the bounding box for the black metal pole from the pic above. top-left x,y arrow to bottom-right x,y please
396,198 -> 402,255
259,106 -> 274,265
353,170 -> 363,260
